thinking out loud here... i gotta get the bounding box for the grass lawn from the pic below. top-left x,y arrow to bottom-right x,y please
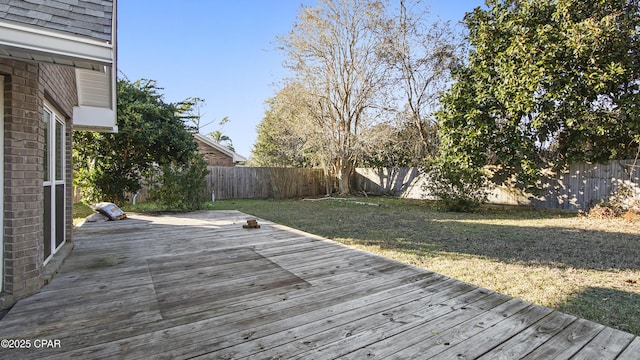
74,197 -> 640,335
210,197 -> 640,336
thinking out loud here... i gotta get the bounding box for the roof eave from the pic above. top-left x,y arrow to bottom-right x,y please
0,20 -> 113,70
194,133 -> 247,163
0,3 -> 118,133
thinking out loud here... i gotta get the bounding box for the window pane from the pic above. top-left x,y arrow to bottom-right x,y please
43,185 -> 52,259
43,111 -> 50,182
55,184 -> 65,247
55,120 -> 64,180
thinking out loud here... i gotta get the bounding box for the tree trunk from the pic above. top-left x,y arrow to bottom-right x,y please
336,159 -> 354,195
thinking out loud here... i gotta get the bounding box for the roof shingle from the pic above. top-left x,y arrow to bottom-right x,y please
0,0 -> 113,42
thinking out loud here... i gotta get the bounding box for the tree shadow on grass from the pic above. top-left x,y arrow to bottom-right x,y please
397,219 -> 640,271
559,286 -> 640,336
298,207 -> 640,271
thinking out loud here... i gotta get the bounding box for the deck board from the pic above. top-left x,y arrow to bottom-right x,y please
0,210 -> 636,359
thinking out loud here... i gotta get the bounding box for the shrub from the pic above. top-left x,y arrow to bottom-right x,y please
586,183 -> 640,219
423,162 -> 489,212
148,155 -> 210,211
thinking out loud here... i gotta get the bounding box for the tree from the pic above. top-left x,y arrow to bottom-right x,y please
438,0 -> 640,190
358,122 -> 416,168
278,0 -> 391,194
252,82 -> 317,167
73,78 -> 199,204
179,96 -> 206,132
207,116 -> 234,151
382,0 -> 463,161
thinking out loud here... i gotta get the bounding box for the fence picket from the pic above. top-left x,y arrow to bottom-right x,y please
354,160 -> 640,210
74,161 -> 639,211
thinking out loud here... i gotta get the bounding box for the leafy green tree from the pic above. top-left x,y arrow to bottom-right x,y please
73,78 -> 198,204
438,0 -> 640,190
252,82 -> 317,167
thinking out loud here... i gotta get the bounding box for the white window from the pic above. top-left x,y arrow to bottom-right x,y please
43,102 -> 66,264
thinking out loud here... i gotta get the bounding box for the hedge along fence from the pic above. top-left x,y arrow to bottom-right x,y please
353,159 -> 640,210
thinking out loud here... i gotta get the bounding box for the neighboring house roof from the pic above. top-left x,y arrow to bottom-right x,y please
0,0 -> 117,133
194,133 -> 248,164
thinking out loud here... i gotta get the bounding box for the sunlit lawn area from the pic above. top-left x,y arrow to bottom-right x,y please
74,198 -> 640,335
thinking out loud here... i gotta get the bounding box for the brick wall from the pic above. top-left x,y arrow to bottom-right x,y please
1,59 -> 43,306
0,60 -> 76,308
197,140 -> 235,167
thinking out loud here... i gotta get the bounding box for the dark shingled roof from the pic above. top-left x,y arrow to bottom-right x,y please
0,0 -> 113,42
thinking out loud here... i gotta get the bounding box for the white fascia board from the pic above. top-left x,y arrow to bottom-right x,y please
73,106 -> 118,133
0,20 -> 114,66
233,153 -> 248,163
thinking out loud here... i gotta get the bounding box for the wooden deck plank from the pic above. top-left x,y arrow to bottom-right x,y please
204,278 -> 464,359
428,304 -> 554,359
476,310 -> 577,359
24,261 -> 430,357
0,210 -> 635,360
396,299 -> 534,359
303,289 -> 509,360
188,281 -> 442,359
574,326 -> 637,360
521,318 -> 605,360
617,336 -> 640,360
5,259 -> 422,357
36,270 -> 437,359
343,295 -> 524,360
243,279 -> 475,360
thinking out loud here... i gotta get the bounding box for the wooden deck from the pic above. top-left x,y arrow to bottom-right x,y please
0,210 -> 637,359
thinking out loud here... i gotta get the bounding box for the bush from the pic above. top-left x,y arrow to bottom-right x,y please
423,162 -> 488,212
586,183 -> 640,220
148,155 -> 210,211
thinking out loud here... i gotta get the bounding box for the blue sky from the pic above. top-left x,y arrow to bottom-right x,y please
118,1 -> 484,158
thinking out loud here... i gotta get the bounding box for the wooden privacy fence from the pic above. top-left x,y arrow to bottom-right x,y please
353,159 -> 640,210
74,167 -> 330,203
207,167 -> 329,200
75,160 -> 639,210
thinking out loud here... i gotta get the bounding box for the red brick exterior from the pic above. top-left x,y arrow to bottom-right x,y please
196,139 -> 236,167
0,59 -> 76,308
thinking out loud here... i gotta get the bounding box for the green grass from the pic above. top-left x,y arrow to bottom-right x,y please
210,197 -> 640,336
72,197 -> 640,335
72,202 -> 95,226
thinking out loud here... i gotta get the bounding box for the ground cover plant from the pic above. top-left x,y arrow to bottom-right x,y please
211,198 -> 640,336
